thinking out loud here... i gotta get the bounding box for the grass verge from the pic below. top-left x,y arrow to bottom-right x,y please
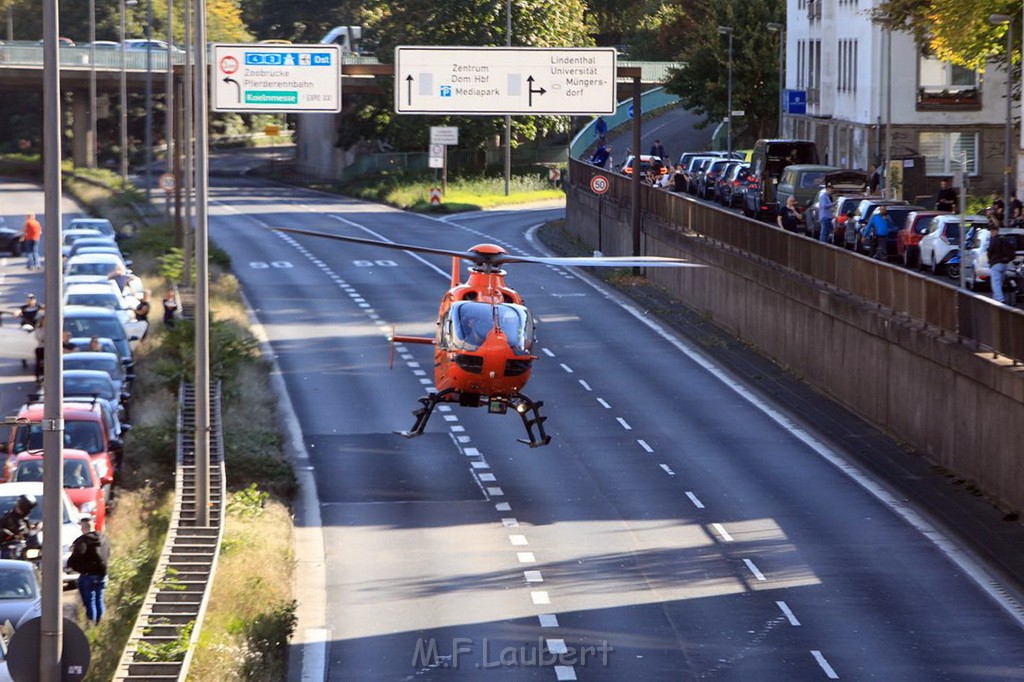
280,167 -> 565,213
60,178 -> 298,681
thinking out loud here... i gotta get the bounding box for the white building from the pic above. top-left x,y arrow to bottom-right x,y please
783,0 -> 1018,198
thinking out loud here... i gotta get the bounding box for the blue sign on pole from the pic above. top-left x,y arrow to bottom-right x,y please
784,89 -> 807,115
627,104 -> 635,120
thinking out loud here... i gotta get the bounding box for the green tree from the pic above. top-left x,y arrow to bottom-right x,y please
240,0 -> 362,43
873,0 -> 1014,71
585,0 -> 692,60
662,0 -> 785,143
334,0 -> 592,155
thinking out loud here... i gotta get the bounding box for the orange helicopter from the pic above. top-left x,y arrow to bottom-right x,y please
274,227 -> 700,447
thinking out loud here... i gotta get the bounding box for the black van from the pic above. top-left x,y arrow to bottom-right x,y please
747,139 -> 819,221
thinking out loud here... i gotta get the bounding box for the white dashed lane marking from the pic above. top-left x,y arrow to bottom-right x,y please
509,535 -> 528,546
686,492 -> 705,509
711,523 -> 733,542
538,614 -> 559,627
743,558 -> 767,581
659,464 -> 676,477
531,591 -> 550,605
524,571 -> 543,583
578,380 -> 591,391
542,348 -> 556,358
517,552 -> 536,563
811,651 -> 839,679
596,398 -> 611,409
616,418 -> 632,431
776,601 -> 801,626
559,363 -> 574,374
638,440 -> 653,453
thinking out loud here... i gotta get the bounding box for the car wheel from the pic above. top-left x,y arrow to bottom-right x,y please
947,264 -> 960,280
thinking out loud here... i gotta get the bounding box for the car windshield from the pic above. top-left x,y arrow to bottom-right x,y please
13,421 -> 104,455
66,293 -> 120,310
945,223 -> 961,242
64,375 -> 115,399
0,566 -> 38,599
65,262 -> 120,277
450,301 -> 534,353
800,172 -> 828,188
64,356 -> 121,378
64,316 -> 126,340
0,495 -> 72,524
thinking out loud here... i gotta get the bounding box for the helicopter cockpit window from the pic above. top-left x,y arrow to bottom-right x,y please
496,303 -> 534,354
451,302 -> 493,350
448,301 -> 534,353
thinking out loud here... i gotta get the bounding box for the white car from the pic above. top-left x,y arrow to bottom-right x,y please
62,282 -> 146,338
918,214 -> 986,274
0,482 -> 85,583
60,229 -> 104,258
64,217 -> 116,241
63,252 -> 129,278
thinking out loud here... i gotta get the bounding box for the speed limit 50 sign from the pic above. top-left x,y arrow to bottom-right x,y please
590,174 -> 610,195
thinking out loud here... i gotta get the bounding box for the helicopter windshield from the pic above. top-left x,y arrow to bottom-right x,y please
450,301 -> 534,353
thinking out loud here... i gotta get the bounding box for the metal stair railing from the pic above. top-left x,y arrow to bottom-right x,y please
113,380 -> 224,681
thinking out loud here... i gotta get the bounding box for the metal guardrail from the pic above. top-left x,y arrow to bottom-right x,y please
113,379 -> 224,681
0,45 -> 379,71
569,158 -> 1024,362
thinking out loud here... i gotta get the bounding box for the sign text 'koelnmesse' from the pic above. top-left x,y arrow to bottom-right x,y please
212,43 -> 342,113
395,47 -> 617,116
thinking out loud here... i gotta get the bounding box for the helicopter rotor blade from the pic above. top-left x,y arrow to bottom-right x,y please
270,227 -> 491,262
271,227 -> 702,268
493,254 -> 703,268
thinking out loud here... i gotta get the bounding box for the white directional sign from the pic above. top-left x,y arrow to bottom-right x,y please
212,43 -> 342,113
395,46 -> 617,115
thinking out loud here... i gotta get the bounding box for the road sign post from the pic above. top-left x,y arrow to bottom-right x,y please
212,44 -> 342,112
395,46 -> 617,115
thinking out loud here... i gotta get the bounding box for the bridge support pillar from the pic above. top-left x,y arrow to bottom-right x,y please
71,90 -> 95,168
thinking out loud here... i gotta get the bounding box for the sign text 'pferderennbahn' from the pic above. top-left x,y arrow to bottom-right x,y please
212,43 -> 342,113
394,47 -> 617,116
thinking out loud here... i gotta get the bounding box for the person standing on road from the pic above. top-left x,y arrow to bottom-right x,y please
67,516 -> 110,623
987,223 -> 1017,304
865,205 -> 894,257
817,184 -> 835,242
21,214 -> 41,270
866,164 -> 881,196
649,139 -> 667,160
935,179 -> 958,212
777,196 -> 803,233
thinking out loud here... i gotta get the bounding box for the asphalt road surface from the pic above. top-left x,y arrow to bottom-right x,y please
205,177 -> 1024,681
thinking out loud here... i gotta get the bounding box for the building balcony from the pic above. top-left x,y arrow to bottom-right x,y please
916,87 -> 981,110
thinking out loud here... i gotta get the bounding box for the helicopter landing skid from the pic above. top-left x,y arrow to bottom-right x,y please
397,390 -> 552,447
509,394 -> 552,448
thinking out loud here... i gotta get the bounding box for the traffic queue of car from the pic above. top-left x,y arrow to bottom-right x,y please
612,146 -> 1024,305
0,216 -> 148,598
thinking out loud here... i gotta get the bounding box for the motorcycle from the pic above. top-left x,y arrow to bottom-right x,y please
1003,257 -> 1024,308
946,251 -> 961,281
0,526 -> 42,566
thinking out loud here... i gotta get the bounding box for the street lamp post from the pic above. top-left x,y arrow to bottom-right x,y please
144,0 -> 153,202
718,26 -> 733,154
989,14 -> 1014,208
89,0 -> 97,167
767,22 -> 785,137
119,0 -> 133,179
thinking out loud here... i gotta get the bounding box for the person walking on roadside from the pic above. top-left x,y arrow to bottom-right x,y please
987,223 -> 1017,304
816,183 -> 835,242
67,516 -> 110,623
162,290 -> 179,328
21,214 -> 41,270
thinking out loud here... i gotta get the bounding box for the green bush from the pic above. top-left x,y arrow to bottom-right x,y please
240,601 -> 297,681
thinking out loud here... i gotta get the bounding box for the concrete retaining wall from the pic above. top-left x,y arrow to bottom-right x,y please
566,185 -> 1024,513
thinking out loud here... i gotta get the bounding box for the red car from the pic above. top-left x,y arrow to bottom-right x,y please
6,402 -> 118,488
9,450 -> 107,530
897,210 -> 942,268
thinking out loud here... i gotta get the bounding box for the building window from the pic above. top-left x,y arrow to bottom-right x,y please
919,55 -> 978,90
919,131 -> 978,176
797,40 -> 805,89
